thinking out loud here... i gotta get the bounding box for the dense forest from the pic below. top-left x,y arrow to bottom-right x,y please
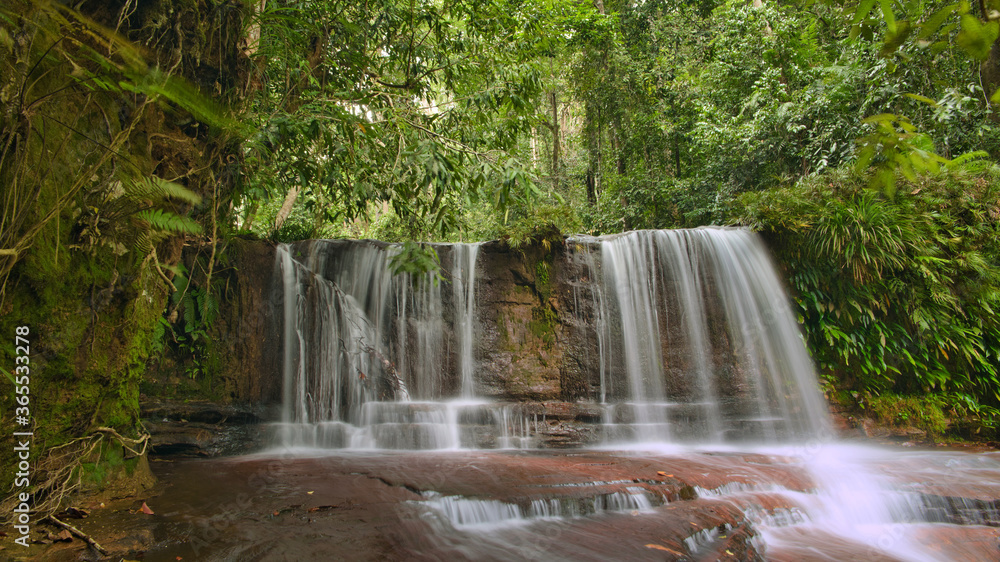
3,0 -> 1000,510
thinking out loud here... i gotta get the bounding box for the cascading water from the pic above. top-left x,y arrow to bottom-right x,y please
572,228 -> 830,445
271,228 -> 831,449
452,244 -> 480,399
271,239 -> 525,449
216,228 -> 1000,562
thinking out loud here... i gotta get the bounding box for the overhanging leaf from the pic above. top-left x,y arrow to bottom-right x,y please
905,93 -> 939,107
919,4 -> 957,40
956,15 -> 999,60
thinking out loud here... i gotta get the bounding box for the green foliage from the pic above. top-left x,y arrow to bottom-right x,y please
535,260 -> 550,289
848,0 -> 1000,63
734,166 -> 1000,424
0,1 -> 218,300
134,209 -> 203,236
167,264 -> 221,380
863,392 -> 950,435
497,204 -> 579,249
836,0 -> 1000,192
389,241 -> 442,282
236,0 -> 565,242
555,0 -> 1000,232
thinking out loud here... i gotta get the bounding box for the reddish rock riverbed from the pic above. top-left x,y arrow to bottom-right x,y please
14,446 -> 1000,561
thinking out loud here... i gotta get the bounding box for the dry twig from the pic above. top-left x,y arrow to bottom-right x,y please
44,515 -> 109,556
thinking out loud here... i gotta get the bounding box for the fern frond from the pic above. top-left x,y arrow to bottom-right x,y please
135,209 -> 204,234
132,176 -> 203,205
133,230 -> 152,256
946,151 -> 990,172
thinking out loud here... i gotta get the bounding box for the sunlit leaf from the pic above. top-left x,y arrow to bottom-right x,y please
956,15 -> 999,60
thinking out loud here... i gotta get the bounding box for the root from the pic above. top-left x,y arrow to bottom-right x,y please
1,427 -> 150,525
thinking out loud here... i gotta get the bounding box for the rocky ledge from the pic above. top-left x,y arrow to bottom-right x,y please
140,400 -> 273,457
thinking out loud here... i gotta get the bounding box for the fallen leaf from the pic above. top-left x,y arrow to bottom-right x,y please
657,471 -> 667,476
58,507 -> 89,519
645,544 -> 683,555
57,530 -> 72,541
140,502 -> 154,515
726,550 -> 734,555
307,491 -> 314,495
272,511 -> 280,516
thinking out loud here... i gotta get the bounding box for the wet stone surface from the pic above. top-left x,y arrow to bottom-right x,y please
12,446 -> 1000,562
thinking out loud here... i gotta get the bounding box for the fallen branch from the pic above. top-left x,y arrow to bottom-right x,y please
44,515 -> 109,556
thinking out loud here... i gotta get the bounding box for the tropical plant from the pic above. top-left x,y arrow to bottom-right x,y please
734,166 -> 1000,426
235,0 -> 567,244
0,0 -> 231,304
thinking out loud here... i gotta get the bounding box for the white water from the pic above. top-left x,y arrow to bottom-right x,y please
422,487 -> 655,530
572,228 -> 830,445
706,443 -> 999,561
273,229 -> 830,449
265,231 -> 1000,562
452,244 -> 480,398
273,240 -> 534,449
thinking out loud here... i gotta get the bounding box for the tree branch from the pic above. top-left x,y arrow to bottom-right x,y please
45,516 -> 109,556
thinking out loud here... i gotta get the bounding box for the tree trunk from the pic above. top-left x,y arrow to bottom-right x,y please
273,186 -> 300,233
551,91 -> 560,187
983,39 -> 1000,126
674,134 -> 682,178
585,105 -> 599,204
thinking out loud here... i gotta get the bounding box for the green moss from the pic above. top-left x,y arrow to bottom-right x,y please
0,210 -> 170,467
532,253 -> 554,303
76,441 -> 141,489
866,393 -> 949,436
528,306 -> 557,347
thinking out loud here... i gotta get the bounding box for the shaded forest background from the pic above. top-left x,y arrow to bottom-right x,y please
2,0 -> 1000,505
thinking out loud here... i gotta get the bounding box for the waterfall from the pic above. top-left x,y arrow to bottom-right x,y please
452,244 -> 480,398
575,228 -> 829,444
271,228 -> 828,449
256,230 -> 992,562
272,240 -> 490,449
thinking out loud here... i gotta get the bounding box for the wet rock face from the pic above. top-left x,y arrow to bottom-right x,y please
476,240 -> 582,401
218,232 -> 825,447
217,238 -> 600,405
211,238 -> 284,404
140,400 -> 269,457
